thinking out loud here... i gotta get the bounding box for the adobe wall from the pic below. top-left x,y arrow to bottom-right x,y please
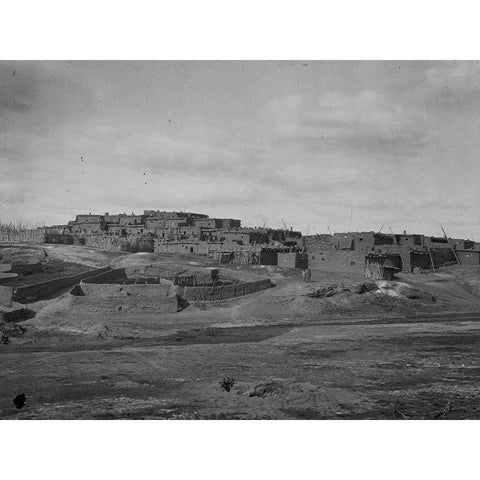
70,294 -> 178,314
410,252 -> 431,271
73,283 -> 179,314
457,250 -> 480,265
182,278 -> 272,303
82,268 -> 128,284
154,242 -> 197,254
13,266 -> 112,303
73,234 -> 123,251
277,252 -> 308,269
71,234 -> 154,253
259,250 -> 278,266
79,282 -> 174,299
162,272 -> 213,286
308,249 -> 366,274
431,248 -> 456,267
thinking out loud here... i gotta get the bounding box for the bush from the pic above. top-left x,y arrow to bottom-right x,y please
219,377 -> 236,392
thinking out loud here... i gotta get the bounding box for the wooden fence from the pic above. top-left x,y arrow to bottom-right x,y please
182,278 -> 272,303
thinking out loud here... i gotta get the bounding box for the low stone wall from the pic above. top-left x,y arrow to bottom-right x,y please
182,278 -> 272,303
13,266 -> 112,303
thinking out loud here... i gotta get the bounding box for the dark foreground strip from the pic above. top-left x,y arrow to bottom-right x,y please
317,311 -> 480,327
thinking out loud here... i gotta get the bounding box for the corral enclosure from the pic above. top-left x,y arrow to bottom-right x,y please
70,264 -> 273,311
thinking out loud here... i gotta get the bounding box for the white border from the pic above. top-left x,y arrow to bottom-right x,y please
2,1 -> 480,478
1,0 -> 480,60
2,420 -> 480,479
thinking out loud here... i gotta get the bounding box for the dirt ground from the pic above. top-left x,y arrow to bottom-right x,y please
2,244 -> 480,420
1,260 -> 93,287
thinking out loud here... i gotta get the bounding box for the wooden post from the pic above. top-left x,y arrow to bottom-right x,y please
389,227 -> 409,273
427,247 -> 436,272
440,224 -> 461,266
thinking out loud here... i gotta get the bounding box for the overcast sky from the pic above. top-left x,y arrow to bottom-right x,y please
1,61 -> 480,238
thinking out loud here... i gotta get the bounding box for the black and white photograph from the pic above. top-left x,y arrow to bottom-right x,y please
1,1 -> 480,478
4,58 -> 480,421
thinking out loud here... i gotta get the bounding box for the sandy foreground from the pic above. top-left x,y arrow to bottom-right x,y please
2,244 -> 480,419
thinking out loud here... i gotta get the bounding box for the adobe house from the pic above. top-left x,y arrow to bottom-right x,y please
365,253 -> 401,280
278,252 -> 308,269
70,214 -> 107,234
424,236 -> 451,249
394,233 -> 425,250
267,228 -> 302,245
119,214 -> 145,226
222,230 -> 270,246
222,231 -> 252,245
75,214 -> 105,224
456,250 -> 480,265
259,248 -> 279,266
71,223 -> 106,234
125,225 -> 145,236
431,248 -> 457,267
195,218 -> 224,229
144,210 -> 208,222
200,228 -> 222,242
409,251 -> 432,271
221,218 -> 241,229
154,241 -> 200,254
71,217 -> 107,234
352,232 -> 376,252
333,231 -> 388,252
104,213 -> 120,224
333,233 -> 355,250
106,225 -> 124,236
145,217 -> 167,233
308,249 -> 366,274
164,218 -> 189,229
450,239 -> 475,250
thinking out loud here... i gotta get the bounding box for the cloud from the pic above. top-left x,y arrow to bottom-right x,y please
425,61 -> 480,92
1,61 -> 480,239
269,90 -> 430,157
0,62 -> 38,114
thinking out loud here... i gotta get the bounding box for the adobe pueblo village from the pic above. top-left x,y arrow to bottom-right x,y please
2,208 -> 480,419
